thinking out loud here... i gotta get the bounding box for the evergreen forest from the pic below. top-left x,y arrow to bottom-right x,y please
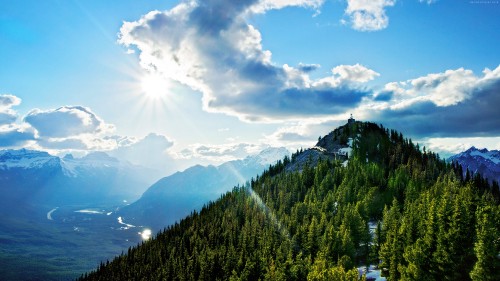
79,122 -> 500,281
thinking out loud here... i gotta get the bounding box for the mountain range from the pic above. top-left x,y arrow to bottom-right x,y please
118,147 -> 290,230
0,149 -> 157,208
448,146 -> 500,184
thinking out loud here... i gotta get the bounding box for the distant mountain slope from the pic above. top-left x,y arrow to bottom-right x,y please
448,146 -> 500,184
118,147 -> 289,230
0,149 -> 157,207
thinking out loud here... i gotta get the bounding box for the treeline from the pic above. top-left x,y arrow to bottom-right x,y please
79,122 -> 500,280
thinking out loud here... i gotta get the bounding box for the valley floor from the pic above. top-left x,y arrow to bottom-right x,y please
0,204 -> 145,280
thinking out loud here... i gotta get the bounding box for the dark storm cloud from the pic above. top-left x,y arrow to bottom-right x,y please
211,86 -> 370,118
374,80 -> 500,138
373,91 -> 393,102
0,127 -> 35,147
298,63 -> 321,73
189,0 -> 259,34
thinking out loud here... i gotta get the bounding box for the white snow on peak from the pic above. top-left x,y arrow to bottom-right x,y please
0,149 -> 58,170
0,149 -> 128,177
252,147 -> 290,166
469,149 -> 500,165
60,152 -> 123,177
456,147 -> 500,165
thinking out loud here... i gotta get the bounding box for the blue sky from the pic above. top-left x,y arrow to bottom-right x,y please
1,0 -> 499,174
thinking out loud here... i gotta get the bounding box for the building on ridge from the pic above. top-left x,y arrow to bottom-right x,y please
348,114 -> 355,124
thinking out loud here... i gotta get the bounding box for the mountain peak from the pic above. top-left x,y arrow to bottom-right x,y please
0,149 -> 58,170
253,147 -> 290,165
0,148 -> 51,159
82,151 -> 118,162
466,146 -> 478,152
63,154 -> 74,160
449,146 -> 500,184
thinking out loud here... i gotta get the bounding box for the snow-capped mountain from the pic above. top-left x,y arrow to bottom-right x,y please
0,149 -> 60,169
448,146 -> 500,184
251,147 -> 290,166
118,147 -> 290,230
0,149 -> 158,207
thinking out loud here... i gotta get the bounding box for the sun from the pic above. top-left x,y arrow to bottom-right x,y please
141,73 -> 168,99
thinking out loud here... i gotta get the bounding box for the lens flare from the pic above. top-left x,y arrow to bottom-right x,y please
140,228 -> 152,240
247,188 -> 290,239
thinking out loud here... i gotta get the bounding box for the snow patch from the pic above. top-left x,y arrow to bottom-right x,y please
312,146 -> 326,153
358,265 -> 386,281
470,149 -> 500,165
339,147 -> 352,157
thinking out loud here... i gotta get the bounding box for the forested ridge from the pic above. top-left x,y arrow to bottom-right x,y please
79,122 -> 500,281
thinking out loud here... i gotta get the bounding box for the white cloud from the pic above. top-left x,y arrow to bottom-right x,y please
312,64 -> 379,89
0,94 -> 21,126
37,136 -> 118,151
0,94 -> 35,147
251,0 -> 324,13
344,0 -> 395,31
368,65 -> 500,138
383,81 -> 406,95
12,105 -> 120,151
119,0 -> 377,121
332,64 -> 380,83
24,106 -> 114,138
37,137 -> 90,150
176,142 -> 265,163
108,133 -> 175,171
384,66 -> 500,108
0,94 -> 21,108
409,68 -> 476,106
264,117 -> 346,149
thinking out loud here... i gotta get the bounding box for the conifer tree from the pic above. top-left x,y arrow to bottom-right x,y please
470,205 -> 500,281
